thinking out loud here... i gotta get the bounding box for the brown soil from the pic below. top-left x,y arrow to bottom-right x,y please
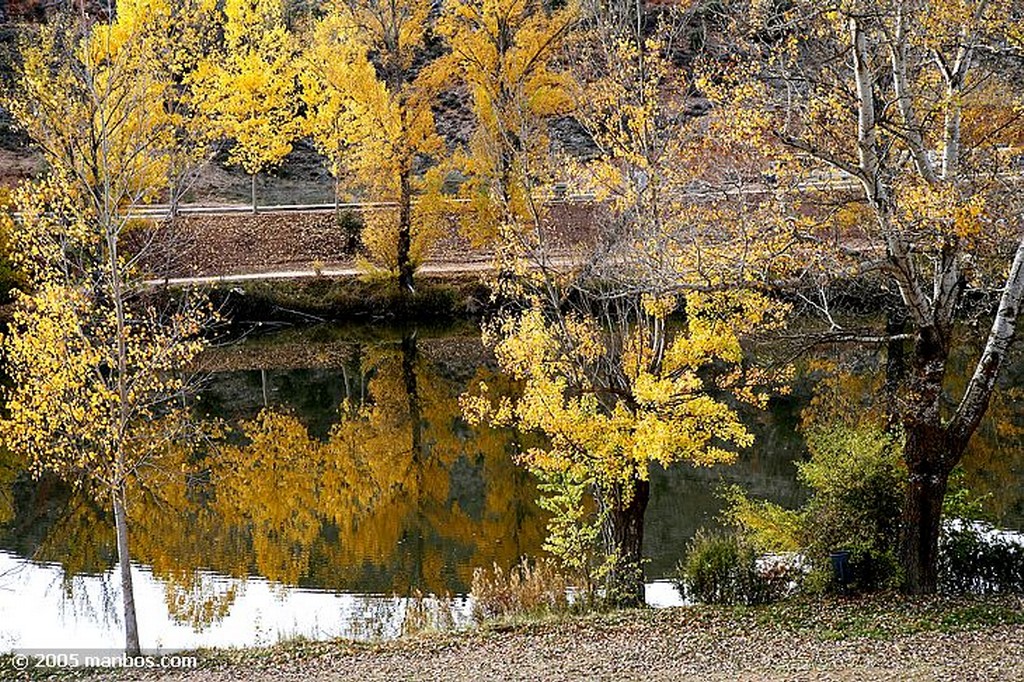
147,203 -> 598,280
0,148 -> 42,188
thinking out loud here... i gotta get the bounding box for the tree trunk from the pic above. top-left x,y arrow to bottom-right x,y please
335,176 -> 341,221
112,485 -> 141,656
397,169 -> 414,293
598,478 -> 649,608
897,322 -> 954,594
401,331 -> 423,464
251,173 -> 258,215
898,429 -> 954,594
884,308 -> 906,433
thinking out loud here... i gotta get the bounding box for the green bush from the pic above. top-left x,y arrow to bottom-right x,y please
724,424 -> 905,593
715,423 -> 1015,596
676,530 -> 789,605
336,209 -> 363,253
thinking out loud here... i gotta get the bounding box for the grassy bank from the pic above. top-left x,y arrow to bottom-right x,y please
6,594 -> 1022,681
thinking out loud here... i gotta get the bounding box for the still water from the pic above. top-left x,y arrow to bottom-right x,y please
1,322 -> 1021,651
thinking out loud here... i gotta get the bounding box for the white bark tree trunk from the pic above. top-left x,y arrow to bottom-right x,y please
112,485 -> 141,656
950,234 -> 1024,444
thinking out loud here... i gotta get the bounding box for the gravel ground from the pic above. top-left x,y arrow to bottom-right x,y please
71,599 -> 1024,682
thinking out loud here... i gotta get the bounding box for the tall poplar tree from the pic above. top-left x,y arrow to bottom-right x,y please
436,0 -> 578,251
190,0 -> 299,213
307,0 -> 446,292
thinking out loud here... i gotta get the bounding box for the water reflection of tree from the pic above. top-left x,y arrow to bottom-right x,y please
146,333 -> 539,596
214,333 -> 544,595
4,329 -> 1022,634
0,333 -> 542,630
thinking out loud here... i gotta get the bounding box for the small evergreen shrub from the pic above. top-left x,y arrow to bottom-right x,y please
336,209 -> 363,253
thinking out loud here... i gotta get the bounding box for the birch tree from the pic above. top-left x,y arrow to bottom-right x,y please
704,0 -> 1024,592
1,6 -> 212,654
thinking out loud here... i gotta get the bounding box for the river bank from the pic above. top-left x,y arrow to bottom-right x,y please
207,273 -> 493,325
15,594 -> 1022,681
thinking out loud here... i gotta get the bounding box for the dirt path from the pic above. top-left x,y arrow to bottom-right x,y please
146,203 -> 596,282
147,260 -> 497,286
146,257 -> 583,287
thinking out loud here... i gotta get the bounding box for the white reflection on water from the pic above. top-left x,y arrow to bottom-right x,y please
0,551 -> 686,652
0,550 -> 475,652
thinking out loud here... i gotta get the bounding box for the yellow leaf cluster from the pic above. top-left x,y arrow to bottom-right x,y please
189,0 -> 299,177
466,291 -> 789,491
436,0 -> 577,243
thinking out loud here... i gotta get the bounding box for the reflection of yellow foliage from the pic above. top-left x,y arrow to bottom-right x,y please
140,337 -> 546,596
214,411 -> 323,584
24,335 -> 546,602
162,570 -> 240,633
801,355 -> 888,433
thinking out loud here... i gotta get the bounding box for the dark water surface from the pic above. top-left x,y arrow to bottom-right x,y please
1,322 -> 1021,650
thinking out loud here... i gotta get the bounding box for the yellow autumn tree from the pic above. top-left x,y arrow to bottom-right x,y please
104,0 -> 219,214
308,0 -> 447,291
190,0 -> 299,213
464,290 -> 788,605
0,7 -> 214,655
451,5 -> 792,606
299,12 -> 361,223
563,5 -> 793,293
436,0 -> 577,252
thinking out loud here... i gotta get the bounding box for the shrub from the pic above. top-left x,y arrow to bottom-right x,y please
401,589 -> 457,636
724,424 -> 905,593
718,424 -> 1015,596
357,204 -> 443,279
676,530 -> 790,605
939,522 -> 1024,594
336,209 -> 362,253
470,558 -> 573,623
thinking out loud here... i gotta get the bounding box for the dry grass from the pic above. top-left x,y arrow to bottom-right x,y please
471,558 -> 573,623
